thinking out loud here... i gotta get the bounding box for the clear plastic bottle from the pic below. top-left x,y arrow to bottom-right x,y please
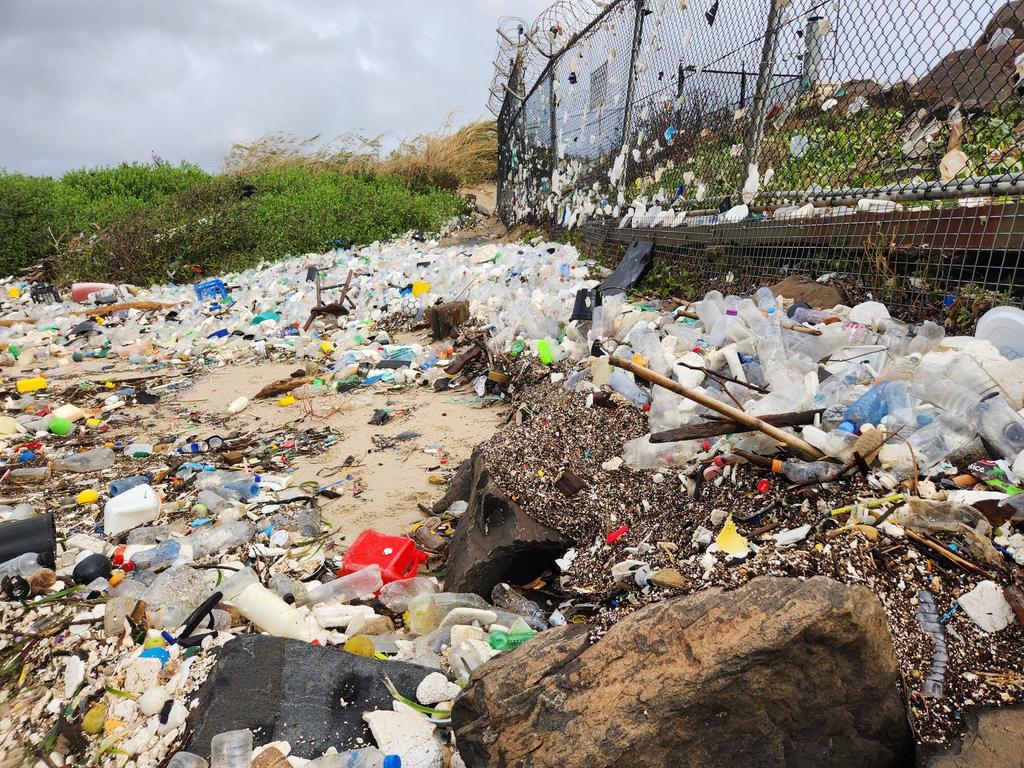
608,369 -> 650,407
50,447 -> 115,473
406,592 -> 492,636
210,729 -> 253,768
491,583 -> 547,630
168,753 -> 209,768
8,466 -> 51,484
754,287 -> 777,313
791,306 -> 837,324
127,540 -> 181,572
622,434 -> 701,469
378,576 -> 438,612
627,324 -> 670,377
773,459 -> 844,484
189,522 -> 256,559
916,590 -> 946,699
306,747 -> 392,768
892,411 -> 976,476
305,564 -> 383,605
881,380 -> 914,428
142,566 -> 215,630
975,395 -> 1024,461
0,552 -> 44,580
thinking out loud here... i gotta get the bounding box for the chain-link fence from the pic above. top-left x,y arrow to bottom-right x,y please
493,0 -> 1024,319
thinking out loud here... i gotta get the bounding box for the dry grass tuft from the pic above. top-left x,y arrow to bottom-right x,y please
222,116 -> 497,190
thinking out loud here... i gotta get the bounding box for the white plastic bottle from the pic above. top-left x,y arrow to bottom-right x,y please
227,396 -> 249,414
104,485 -> 161,536
220,567 -> 322,642
305,565 -> 383,605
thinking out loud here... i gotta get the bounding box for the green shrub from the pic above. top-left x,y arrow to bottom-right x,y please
54,169 -> 467,284
0,162 -> 210,277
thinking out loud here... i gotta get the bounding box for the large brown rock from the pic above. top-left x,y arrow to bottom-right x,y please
444,449 -> 570,597
911,41 -> 1024,114
771,275 -> 848,310
453,576 -> 912,768
926,705 -> 1024,768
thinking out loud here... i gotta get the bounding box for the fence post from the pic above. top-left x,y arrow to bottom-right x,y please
548,60 -> 558,176
744,0 -> 784,170
621,0 -> 647,156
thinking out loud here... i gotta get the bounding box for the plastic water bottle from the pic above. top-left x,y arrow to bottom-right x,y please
305,564 -> 383,605
189,522 -> 255,559
51,447 -> 115,473
210,729 -> 252,768
843,382 -> 890,426
110,476 -> 150,497
609,369 -> 650,407
0,552 -> 44,580
754,287 -> 777,313
378,576 -> 438,612
126,540 -> 181,572
772,459 -> 844,484
916,591 -> 946,699
975,395 -> 1024,461
406,593 -> 492,636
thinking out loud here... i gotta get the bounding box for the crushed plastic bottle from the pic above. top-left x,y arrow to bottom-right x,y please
50,446 -> 115,473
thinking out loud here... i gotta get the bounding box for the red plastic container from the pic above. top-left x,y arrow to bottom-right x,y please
340,530 -> 429,584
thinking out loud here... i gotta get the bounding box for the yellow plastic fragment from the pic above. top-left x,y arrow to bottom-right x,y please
715,515 -> 750,557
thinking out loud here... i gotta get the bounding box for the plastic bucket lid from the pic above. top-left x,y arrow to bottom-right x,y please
976,306 -> 1024,360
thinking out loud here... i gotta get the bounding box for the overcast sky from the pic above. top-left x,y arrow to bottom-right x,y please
0,0 -> 551,176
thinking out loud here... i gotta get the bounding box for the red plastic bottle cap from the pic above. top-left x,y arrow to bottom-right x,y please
713,455 -> 725,468
606,524 -> 628,545
122,562 -> 135,573
757,479 -> 771,493
642,403 -> 651,412
702,439 -> 711,452
112,546 -> 126,566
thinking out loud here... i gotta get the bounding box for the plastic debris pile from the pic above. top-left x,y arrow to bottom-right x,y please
1,233 -> 1024,764
478,287 -> 1024,747
0,236 -> 591,768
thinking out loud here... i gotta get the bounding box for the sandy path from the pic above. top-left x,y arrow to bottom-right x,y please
165,359 -> 503,543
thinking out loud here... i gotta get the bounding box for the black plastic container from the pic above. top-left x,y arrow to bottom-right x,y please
0,512 -> 57,569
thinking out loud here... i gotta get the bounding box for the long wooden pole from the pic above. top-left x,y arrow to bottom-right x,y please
609,356 -> 825,460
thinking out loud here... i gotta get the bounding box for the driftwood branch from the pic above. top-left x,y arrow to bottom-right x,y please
651,409 -> 824,442
608,356 -> 824,460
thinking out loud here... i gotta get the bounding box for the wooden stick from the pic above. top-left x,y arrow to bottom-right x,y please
609,356 -> 825,460
905,529 -> 992,578
651,408 -> 824,442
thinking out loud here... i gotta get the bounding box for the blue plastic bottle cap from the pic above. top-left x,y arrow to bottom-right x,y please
838,421 -> 856,433
383,756 -> 402,768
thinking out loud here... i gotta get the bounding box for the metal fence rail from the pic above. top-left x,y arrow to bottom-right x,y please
491,0 -> 1024,317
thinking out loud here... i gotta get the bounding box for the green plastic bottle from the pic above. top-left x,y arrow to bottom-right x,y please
510,339 -> 525,357
537,339 -> 555,366
489,630 -> 536,651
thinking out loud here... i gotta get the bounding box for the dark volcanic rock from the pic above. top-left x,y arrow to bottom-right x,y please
453,576 -> 913,768
444,449 -> 570,597
186,635 -> 434,759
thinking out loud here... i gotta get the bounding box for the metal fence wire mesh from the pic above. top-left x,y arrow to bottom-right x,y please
493,0 -> 1024,320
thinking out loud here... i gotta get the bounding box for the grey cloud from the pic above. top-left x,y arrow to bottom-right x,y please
0,0 -> 551,175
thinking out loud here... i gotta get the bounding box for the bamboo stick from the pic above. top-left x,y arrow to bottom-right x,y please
651,408 -> 824,442
609,356 -> 825,460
